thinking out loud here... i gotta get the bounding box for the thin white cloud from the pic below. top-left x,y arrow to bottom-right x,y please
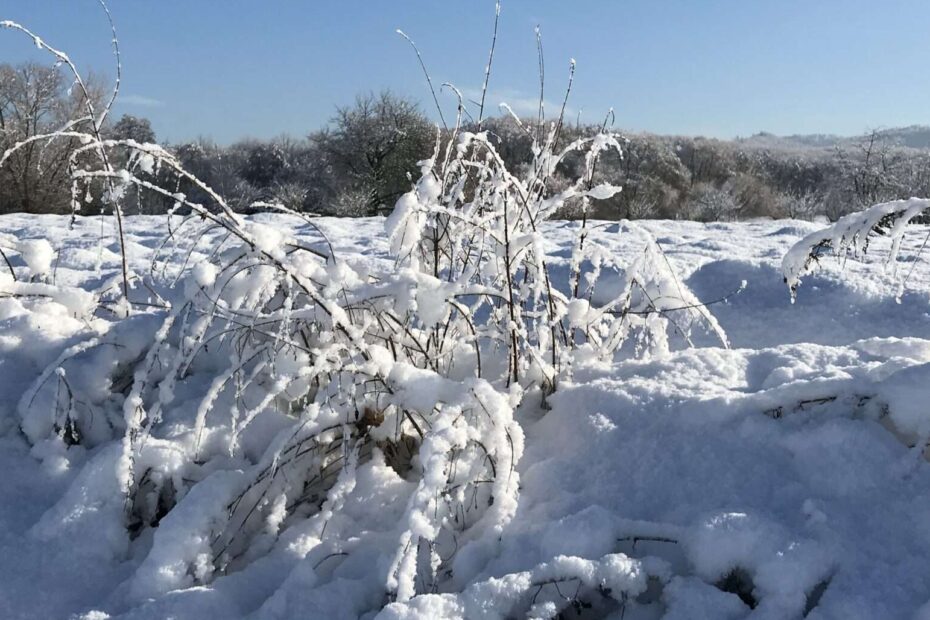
460,87 -> 573,120
118,94 -> 165,108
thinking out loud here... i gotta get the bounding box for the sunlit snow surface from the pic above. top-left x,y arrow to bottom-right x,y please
2,214 -> 930,619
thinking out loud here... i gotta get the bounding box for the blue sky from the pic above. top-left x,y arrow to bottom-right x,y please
1,1 -> 928,144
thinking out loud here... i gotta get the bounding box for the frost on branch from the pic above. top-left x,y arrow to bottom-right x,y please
782,197 -> 930,299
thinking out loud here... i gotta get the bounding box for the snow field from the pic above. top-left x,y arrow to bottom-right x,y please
1,214 -> 930,618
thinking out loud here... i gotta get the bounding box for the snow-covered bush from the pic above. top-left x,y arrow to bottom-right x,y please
387,108 -> 727,392
782,197 -> 930,299
1,3 -> 725,614
684,182 -> 740,222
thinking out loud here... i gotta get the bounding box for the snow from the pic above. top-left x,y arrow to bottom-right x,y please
17,238 -> 55,276
129,470 -> 245,601
584,183 -> 622,201
192,261 -> 217,288
1,213 -> 930,618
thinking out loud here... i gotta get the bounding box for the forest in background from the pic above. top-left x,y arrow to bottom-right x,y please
4,60 -> 930,221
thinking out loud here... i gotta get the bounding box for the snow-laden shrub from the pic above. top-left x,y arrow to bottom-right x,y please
387,108 -> 727,391
782,197 -> 930,299
2,4 -> 725,610
378,551 -> 670,619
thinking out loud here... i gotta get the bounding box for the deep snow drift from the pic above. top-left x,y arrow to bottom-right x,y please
2,214 -> 930,619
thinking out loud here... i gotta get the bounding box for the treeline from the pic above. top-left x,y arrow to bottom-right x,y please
3,60 -> 930,220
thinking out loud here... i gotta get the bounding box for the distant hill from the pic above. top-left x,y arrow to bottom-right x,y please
735,125 -> 930,152
869,125 -> 930,149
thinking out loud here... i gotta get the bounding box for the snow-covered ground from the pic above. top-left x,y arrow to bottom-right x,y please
2,214 -> 930,619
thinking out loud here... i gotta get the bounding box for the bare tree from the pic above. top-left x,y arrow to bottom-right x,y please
0,62 -> 106,213
312,91 -> 433,215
